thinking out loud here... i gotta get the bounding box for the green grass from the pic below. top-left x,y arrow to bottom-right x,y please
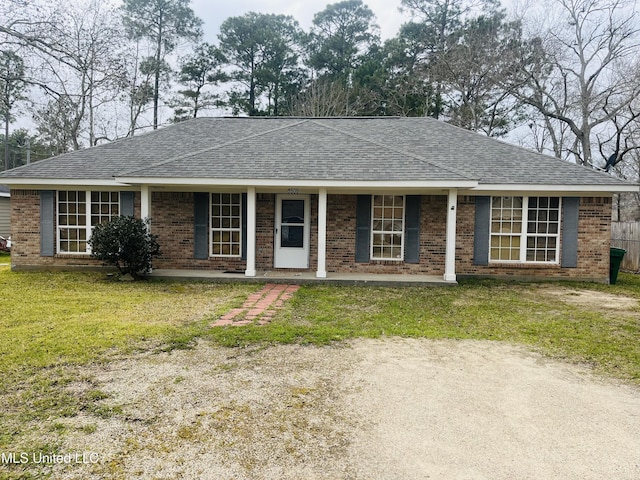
1,265 -> 639,478
205,273 -> 640,384
0,266 -> 258,461
0,268 -> 257,380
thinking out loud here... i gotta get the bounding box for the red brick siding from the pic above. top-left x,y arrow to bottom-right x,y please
456,196 -> 611,282
10,190 -> 42,265
325,195 -> 447,275
151,191 -> 246,270
10,189 -> 141,269
10,189 -> 612,281
256,194 -> 274,270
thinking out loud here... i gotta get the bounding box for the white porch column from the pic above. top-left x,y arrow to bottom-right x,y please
140,185 -> 150,220
245,186 -> 257,277
317,188 -> 327,278
444,188 -> 458,282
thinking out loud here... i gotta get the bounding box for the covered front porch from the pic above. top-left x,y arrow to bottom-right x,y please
135,183 -> 470,283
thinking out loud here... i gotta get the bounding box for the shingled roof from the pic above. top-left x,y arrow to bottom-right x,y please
0,117 -> 633,189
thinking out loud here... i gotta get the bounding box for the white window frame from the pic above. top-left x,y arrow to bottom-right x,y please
370,194 -> 405,261
489,196 -> 561,264
57,190 -> 120,255
210,192 -> 242,258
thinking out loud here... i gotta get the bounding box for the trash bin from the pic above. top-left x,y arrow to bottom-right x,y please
609,247 -> 626,284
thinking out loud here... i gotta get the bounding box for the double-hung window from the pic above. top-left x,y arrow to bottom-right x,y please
490,196 -> 560,263
57,191 -> 119,254
371,195 -> 405,260
210,193 -> 242,257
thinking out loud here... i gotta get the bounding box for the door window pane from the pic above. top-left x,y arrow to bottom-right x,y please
281,225 -> 304,248
282,200 -> 304,224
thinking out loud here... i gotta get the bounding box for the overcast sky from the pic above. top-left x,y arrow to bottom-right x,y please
190,0 -> 412,43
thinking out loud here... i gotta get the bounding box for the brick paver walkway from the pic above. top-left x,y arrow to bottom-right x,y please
211,283 -> 300,327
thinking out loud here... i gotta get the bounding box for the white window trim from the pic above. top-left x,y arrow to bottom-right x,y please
370,194 -> 406,262
57,190 -> 91,255
209,192 -> 242,258
56,190 -> 120,255
489,196 -> 561,265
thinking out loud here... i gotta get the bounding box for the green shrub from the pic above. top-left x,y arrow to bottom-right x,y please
88,216 -> 161,278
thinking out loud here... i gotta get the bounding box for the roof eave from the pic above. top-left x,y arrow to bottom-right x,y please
114,177 -> 480,189
1,178 -> 128,187
470,183 -> 638,194
2,177 -> 635,195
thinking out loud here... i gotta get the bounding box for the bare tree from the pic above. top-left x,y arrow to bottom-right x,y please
287,78 -> 352,116
2,0 -> 129,149
508,0 -> 640,166
122,40 -> 156,136
603,100 -> 640,219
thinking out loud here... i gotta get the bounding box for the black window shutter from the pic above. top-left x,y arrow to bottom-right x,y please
241,192 -> 248,261
120,191 -> 135,217
40,190 -> 55,257
473,196 -> 491,266
193,192 -> 208,259
561,197 -> 579,268
405,195 -> 421,263
355,195 -> 371,263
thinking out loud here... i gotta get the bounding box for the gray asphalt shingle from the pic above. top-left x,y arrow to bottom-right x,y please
0,117 -> 629,187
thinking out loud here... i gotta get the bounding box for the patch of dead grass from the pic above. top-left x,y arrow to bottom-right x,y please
43,343 -> 358,480
537,286 -> 638,311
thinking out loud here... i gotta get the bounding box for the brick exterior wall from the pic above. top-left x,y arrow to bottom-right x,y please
456,196 -> 612,282
10,189 -> 612,282
10,189 -> 140,270
325,195 -> 447,274
151,192 -> 319,272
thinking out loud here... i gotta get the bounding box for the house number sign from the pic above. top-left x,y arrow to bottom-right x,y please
287,188 -> 299,195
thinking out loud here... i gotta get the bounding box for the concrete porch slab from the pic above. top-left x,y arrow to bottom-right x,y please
148,269 -> 455,287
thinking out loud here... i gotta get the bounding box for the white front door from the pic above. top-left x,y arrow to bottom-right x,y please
274,194 -> 310,268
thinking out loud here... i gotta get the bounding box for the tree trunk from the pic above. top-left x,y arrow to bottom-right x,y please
4,112 -> 9,170
89,66 -> 95,146
153,12 -> 164,129
249,56 -> 256,116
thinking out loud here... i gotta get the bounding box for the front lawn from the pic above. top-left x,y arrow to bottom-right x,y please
206,274 -> 640,384
0,266 -> 258,460
1,265 -> 639,478
0,268 -> 257,378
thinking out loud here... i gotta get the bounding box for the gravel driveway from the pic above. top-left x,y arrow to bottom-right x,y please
55,338 -> 640,479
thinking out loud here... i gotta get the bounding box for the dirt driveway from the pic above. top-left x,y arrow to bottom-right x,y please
54,338 -> 640,479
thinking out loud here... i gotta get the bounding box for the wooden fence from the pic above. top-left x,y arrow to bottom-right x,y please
611,222 -> 640,272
